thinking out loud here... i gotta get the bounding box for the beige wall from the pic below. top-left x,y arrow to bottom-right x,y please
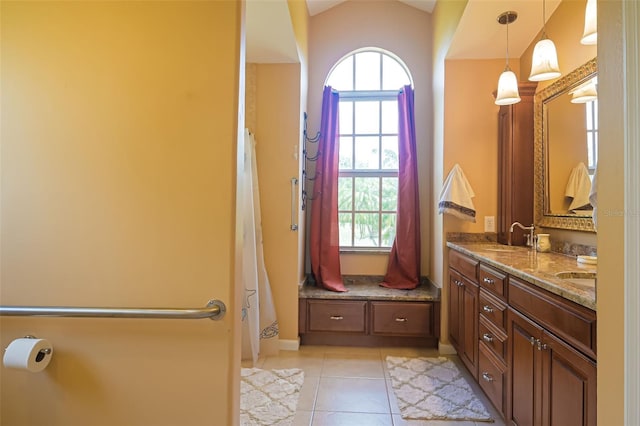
0,2 -> 242,424
254,63 -> 302,342
308,0 -> 433,277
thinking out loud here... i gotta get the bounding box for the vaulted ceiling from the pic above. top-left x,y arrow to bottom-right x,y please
246,0 -> 562,63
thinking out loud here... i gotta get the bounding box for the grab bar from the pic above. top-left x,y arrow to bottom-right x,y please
291,177 -> 299,231
0,299 -> 226,321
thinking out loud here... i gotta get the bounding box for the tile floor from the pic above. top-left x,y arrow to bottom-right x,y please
244,345 -> 506,426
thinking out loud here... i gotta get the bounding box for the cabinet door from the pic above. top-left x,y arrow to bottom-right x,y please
448,269 -> 463,350
460,277 -> 479,380
541,331 -> 597,426
507,308 -> 543,426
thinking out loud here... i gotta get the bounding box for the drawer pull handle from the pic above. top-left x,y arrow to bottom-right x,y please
329,316 -> 344,321
395,317 -> 408,322
482,305 -> 494,313
454,279 -> 464,287
529,336 -> 536,346
482,372 -> 494,382
483,277 -> 495,285
536,339 -> 548,351
482,333 -> 494,343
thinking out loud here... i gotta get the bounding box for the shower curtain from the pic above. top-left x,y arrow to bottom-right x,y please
241,129 -> 279,365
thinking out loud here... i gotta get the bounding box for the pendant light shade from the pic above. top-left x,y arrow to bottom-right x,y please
495,11 -> 521,106
571,79 -> 598,103
581,0 -> 597,45
496,69 -> 521,105
529,38 -> 561,81
529,0 -> 561,82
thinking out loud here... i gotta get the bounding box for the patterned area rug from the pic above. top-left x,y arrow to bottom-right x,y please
240,367 -> 304,426
386,356 -> 494,422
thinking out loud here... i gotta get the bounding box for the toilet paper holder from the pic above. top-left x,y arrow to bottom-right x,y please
10,335 -> 52,356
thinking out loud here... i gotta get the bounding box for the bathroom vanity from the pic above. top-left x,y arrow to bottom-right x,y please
447,242 -> 596,426
298,278 -> 440,347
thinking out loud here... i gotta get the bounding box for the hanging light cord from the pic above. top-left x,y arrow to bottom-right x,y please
505,14 -> 511,70
541,0 -> 547,38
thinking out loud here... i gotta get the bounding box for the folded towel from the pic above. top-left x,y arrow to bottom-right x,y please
438,164 -> 476,222
565,162 -> 593,211
589,166 -> 598,229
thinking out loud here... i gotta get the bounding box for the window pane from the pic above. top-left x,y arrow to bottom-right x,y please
339,136 -> 353,169
338,177 -> 353,210
338,213 -> 353,246
587,133 -> 595,168
381,213 -> 396,247
381,177 -> 398,210
585,102 -> 593,128
381,136 -> 398,170
354,136 -> 379,169
354,213 -> 379,247
327,56 -> 353,91
355,52 -> 380,91
381,101 -> 398,134
354,177 -> 379,211
354,101 -> 380,134
339,101 -> 353,134
382,55 -> 410,90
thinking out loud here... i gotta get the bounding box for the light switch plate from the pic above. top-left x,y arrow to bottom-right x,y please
484,216 -> 496,232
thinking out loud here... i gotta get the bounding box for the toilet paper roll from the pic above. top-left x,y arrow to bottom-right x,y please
3,337 -> 53,372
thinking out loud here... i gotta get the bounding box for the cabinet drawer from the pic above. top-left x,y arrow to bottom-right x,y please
509,277 -> 596,359
449,250 -> 479,282
479,263 -> 507,299
371,302 -> 433,336
479,289 -> 507,330
308,300 -> 367,333
478,342 -> 506,416
479,315 -> 507,361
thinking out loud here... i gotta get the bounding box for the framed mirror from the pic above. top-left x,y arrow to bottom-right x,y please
534,57 -> 597,232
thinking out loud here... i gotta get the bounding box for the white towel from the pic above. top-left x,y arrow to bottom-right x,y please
565,162 -> 593,211
589,166 -> 598,229
438,164 -> 476,222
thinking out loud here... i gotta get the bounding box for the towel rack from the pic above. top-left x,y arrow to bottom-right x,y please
0,299 -> 226,321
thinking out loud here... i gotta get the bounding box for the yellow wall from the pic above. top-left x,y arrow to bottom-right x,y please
596,1 -> 625,423
0,2 -> 242,424
308,0 -> 433,277
254,63 -> 302,342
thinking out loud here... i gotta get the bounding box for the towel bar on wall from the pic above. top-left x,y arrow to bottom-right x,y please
0,299 -> 226,320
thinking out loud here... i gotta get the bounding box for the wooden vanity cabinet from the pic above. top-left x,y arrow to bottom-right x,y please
507,278 -> 597,426
448,250 -> 480,380
497,82 -> 537,246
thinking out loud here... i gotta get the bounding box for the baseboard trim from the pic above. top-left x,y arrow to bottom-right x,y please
279,338 -> 300,351
438,342 -> 457,355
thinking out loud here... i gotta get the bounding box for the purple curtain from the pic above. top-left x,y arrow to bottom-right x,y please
381,85 -> 421,290
310,86 -> 346,292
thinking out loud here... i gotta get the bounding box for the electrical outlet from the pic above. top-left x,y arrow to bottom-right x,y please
484,216 -> 496,232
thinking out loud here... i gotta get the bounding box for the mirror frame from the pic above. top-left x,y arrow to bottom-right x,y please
534,57 -> 597,232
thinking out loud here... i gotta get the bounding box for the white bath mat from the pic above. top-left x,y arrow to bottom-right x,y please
240,367 -> 304,426
386,356 -> 493,422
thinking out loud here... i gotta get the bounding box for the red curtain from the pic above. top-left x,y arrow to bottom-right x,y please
381,85 -> 421,290
309,86 -> 346,292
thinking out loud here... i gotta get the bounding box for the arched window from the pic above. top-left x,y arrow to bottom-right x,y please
325,48 -> 412,248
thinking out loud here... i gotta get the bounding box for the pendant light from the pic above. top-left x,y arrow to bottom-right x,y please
495,11 -> 521,106
581,0 -> 597,45
529,0 -> 561,82
571,77 -> 598,103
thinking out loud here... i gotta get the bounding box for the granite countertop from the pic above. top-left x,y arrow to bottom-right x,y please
447,242 -> 596,311
299,276 -> 440,302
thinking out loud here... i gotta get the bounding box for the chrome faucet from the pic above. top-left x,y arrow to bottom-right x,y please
508,222 -> 535,247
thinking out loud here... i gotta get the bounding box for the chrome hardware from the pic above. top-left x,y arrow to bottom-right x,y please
529,336 -> 536,346
454,279 -> 464,287
482,372 -> 494,382
329,315 -> 344,320
508,221 -> 536,247
536,340 -> 548,351
483,277 -> 494,285
482,305 -> 494,313
395,317 -> 408,322
482,333 -> 494,343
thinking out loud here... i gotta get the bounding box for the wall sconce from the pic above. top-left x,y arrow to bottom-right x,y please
571,78 -> 598,103
529,0 -> 561,82
495,11 -> 521,106
581,0 -> 597,45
